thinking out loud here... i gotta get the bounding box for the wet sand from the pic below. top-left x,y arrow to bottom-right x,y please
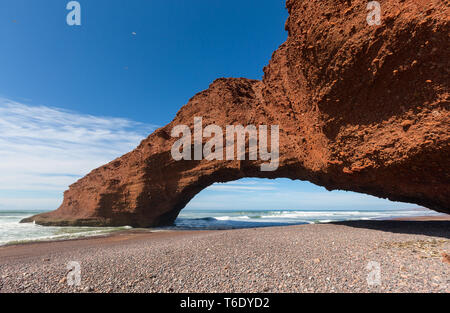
0,216 -> 449,293
392,215 -> 450,221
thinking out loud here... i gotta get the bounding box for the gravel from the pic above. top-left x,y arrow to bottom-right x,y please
0,221 -> 448,293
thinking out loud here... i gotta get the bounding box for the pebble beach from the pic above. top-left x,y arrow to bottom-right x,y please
0,218 -> 449,293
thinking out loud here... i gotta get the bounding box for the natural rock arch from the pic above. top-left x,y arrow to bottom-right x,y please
24,0 -> 449,227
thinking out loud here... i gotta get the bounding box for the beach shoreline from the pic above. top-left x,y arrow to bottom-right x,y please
0,216 -> 448,293
2,213 -> 448,249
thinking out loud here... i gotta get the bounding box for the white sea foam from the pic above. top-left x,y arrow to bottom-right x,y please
0,211 -> 131,246
174,208 -> 442,230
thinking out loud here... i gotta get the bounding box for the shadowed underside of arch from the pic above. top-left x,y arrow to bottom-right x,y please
23,0 -> 449,227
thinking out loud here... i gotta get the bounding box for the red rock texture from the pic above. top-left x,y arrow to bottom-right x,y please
23,0 -> 449,227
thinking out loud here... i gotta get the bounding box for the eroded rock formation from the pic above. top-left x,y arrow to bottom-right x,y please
23,0 -> 449,227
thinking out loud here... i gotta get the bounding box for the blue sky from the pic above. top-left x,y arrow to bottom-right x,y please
0,0 -> 421,212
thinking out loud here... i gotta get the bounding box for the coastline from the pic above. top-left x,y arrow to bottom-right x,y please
3,213 -> 448,249
0,216 -> 448,293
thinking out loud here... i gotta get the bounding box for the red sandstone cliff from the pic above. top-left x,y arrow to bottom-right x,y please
23,0 -> 449,227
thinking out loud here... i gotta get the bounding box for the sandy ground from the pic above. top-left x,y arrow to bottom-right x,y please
0,218 -> 449,293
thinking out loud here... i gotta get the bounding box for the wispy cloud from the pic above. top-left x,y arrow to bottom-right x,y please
0,98 -> 157,210
208,184 -> 276,192
186,189 -> 420,211
186,179 -> 421,211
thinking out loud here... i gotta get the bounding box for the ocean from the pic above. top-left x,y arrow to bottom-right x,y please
0,208 -> 442,246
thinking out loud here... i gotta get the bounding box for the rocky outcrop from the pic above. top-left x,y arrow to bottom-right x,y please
23,0 -> 449,227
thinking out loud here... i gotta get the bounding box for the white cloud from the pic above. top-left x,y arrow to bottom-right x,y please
208,184 -> 276,192
0,98 -> 157,210
186,181 -> 421,211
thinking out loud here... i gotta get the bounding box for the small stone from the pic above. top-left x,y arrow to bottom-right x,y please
401,120 -> 413,131
441,252 -> 450,264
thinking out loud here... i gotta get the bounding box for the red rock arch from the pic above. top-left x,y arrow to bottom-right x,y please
23,0 -> 449,227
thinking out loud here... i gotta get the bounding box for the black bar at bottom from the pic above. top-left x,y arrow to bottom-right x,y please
0,293 -> 445,312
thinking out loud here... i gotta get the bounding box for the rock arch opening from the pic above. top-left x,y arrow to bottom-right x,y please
173,177 -> 434,230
